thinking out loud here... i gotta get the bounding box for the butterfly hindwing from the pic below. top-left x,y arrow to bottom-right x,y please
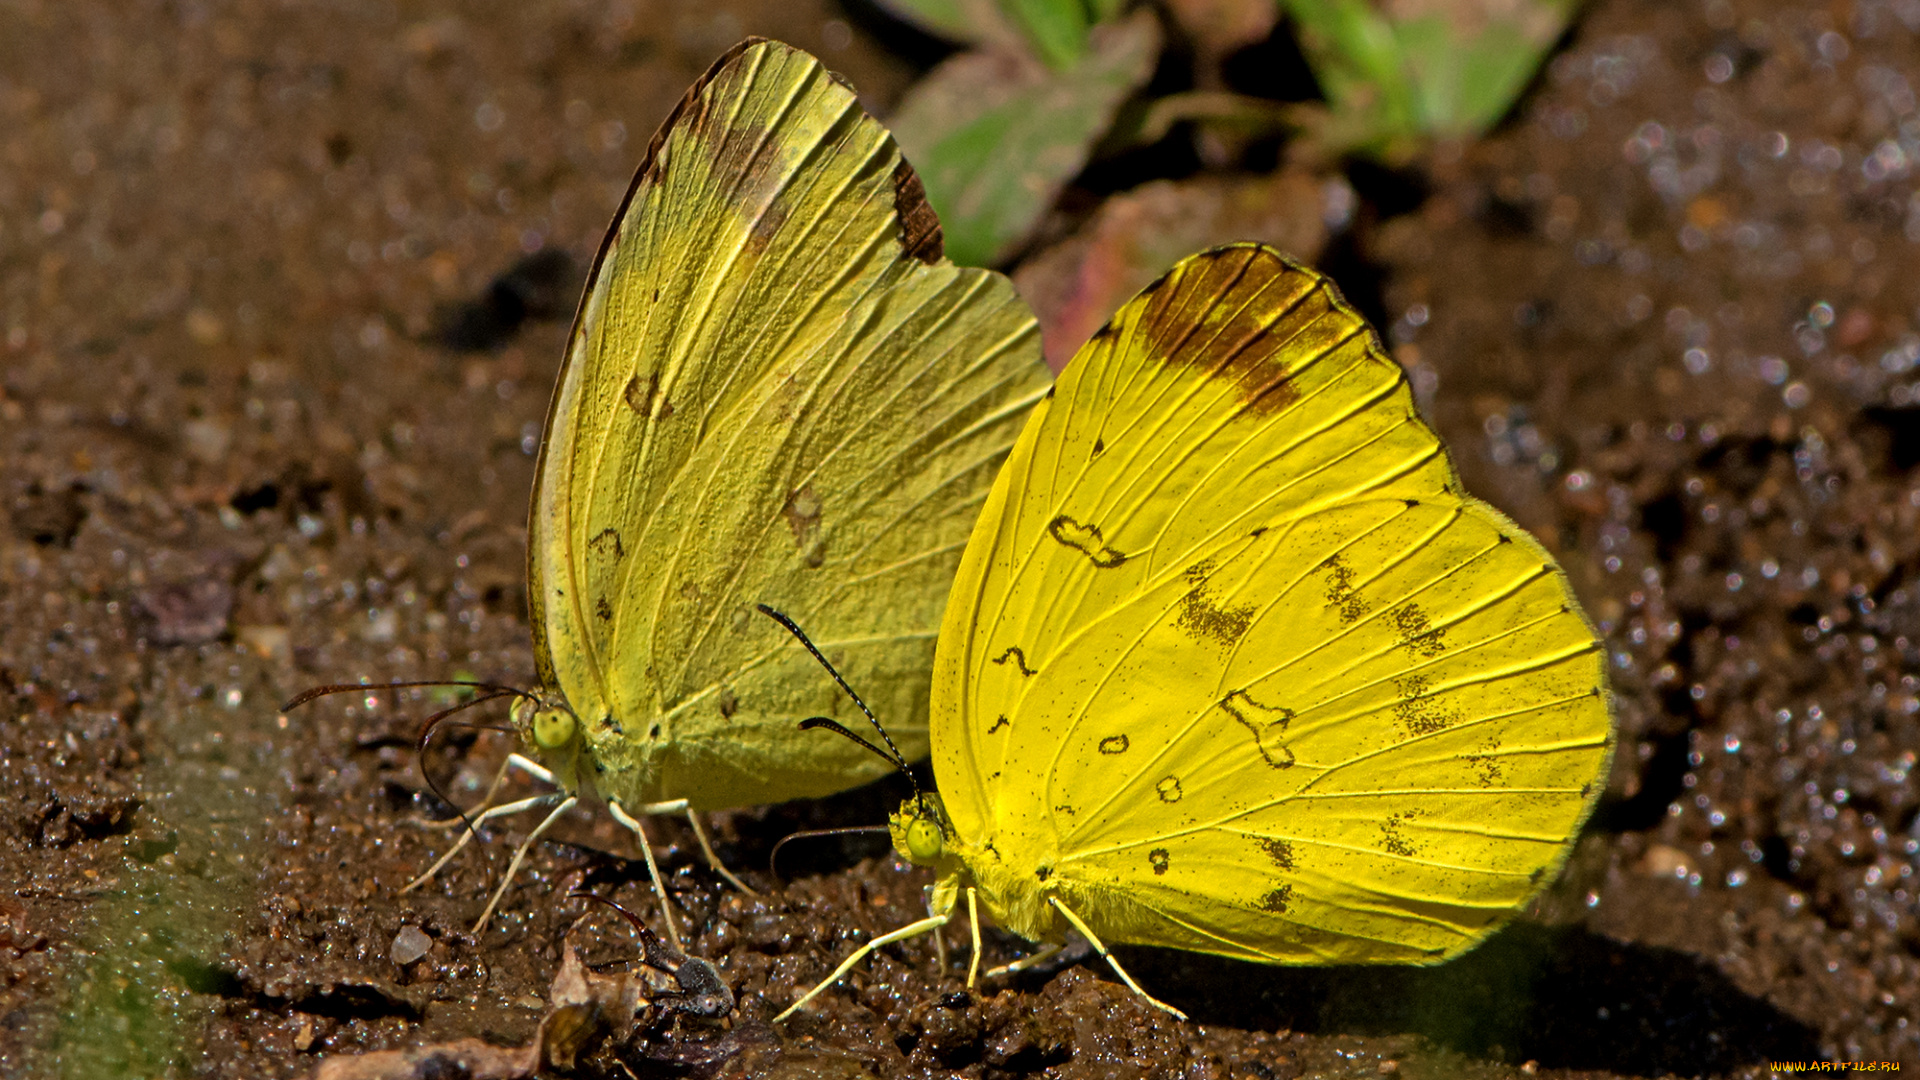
532,40 -> 1048,810
933,244 -> 1611,963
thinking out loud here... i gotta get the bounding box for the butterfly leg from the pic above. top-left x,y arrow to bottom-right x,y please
631,798 -> 759,896
607,800 -> 685,954
1048,898 -> 1187,1020
470,795 -> 578,934
403,791 -> 564,893
773,911 -> 952,1023
417,752 -> 554,831
965,887 -> 983,988
984,942 -> 1063,979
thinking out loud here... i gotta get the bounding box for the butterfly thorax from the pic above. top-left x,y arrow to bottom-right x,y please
889,795 -> 1061,944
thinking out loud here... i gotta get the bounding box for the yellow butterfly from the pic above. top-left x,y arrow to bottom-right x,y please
776,243 -> 1614,1018
403,39 -> 1049,944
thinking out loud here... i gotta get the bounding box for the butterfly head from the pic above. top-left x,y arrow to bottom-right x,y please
888,792 -> 953,868
511,690 -> 590,792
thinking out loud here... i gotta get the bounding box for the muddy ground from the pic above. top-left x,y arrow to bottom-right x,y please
2,0 -> 1917,1076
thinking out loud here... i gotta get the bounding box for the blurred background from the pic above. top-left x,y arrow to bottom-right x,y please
2,0 -> 1916,1075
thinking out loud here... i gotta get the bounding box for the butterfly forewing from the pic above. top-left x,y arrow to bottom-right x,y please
531,40 -> 1048,810
933,244 -> 1611,964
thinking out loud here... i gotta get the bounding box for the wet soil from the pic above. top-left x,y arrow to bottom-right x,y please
0,0 -> 1914,1077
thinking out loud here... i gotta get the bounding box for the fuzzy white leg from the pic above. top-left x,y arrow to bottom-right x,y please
986,942 -> 1063,979
632,798 -> 757,896
469,795 -> 578,934
504,753 -> 554,785
403,792 -> 564,893
608,800 -> 684,954
965,888 -> 983,988
774,912 -> 952,1022
1048,897 -> 1187,1020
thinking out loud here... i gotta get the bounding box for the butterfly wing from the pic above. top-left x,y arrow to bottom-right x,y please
934,244 -> 1611,962
531,40 -> 1048,810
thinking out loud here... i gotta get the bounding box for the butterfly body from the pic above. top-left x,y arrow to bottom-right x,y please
898,242 -> 1612,979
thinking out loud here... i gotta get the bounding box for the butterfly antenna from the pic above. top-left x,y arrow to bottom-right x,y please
284,679 -> 535,842
754,604 -> 909,770
767,825 -> 892,885
280,678 -> 529,713
413,689 -> 524,836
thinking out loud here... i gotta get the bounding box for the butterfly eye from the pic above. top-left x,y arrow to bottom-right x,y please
905,816 -> 943,862
532,708 -> 576,749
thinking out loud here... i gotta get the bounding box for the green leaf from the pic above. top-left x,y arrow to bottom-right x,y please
893,9 -> 1162,266
1282,0 -> 1578,159
1000,0 -> 1092,68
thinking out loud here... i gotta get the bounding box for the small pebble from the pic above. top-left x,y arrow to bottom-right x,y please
390,925 -> 432,965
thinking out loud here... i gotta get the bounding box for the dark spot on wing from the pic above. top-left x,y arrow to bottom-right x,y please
1391,602 -> 1447,659
1392,674 -> 1458,736
648,723 -> 661,740
1379,811 -> 1418,858
1149,848 -> 1170,875
595,596 -> 614,622
1093,437 -> 1104,455
891,157 -> 943,264
1036,865 -> 1052,881
1098,734 -> 1129,755
1258,837 -> 1295,871
783,486 -> 823,551
1176,561 -> 1255,646
1047,515 -> 1126,568
1261,884 -> 1293,913
1323,554 -> 1367,624
719,688 -> 737,718
1219,689 -> 1295,769
588,527 -> 625,561
623,372 -> 673,419
991,646 -> 1037,675
988,715 -> 1009,734
1155,776 -> 1182,803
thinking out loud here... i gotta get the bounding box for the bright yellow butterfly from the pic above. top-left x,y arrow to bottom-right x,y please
777,243 -> 1614,1018
416,39 -> 1049,943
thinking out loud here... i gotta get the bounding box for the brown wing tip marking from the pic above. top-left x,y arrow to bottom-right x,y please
1219,690 -> 1295,769
991,646 -> 1037,676
1133,246 -> 1320,419
1098,734 -> 1130,755
891,158 -> 944,265
1258,837 -> 1295,871
1046,515 -> 1126,568
1155,776 -> 1182,803
1176,561 -> 1255,646
1149,848 -> 1170,875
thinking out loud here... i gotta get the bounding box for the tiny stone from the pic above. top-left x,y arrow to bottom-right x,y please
390,925 -> 432,965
